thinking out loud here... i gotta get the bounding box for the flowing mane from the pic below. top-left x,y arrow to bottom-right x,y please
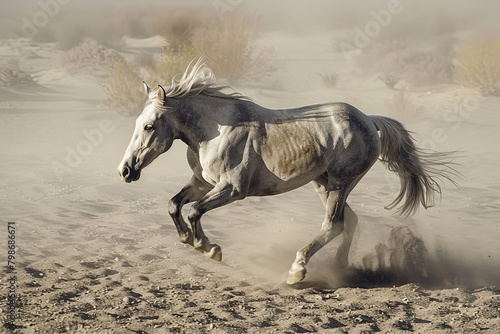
149,58 -> 248,101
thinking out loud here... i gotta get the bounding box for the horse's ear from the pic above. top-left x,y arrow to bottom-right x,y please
143,81 -> 151,96
157,85 -> 166,101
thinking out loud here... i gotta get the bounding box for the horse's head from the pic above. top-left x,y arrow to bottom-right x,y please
118,82 -> 175,183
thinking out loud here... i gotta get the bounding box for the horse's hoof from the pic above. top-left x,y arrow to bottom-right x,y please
287,267 -> 307,285
207,245 -> 222,262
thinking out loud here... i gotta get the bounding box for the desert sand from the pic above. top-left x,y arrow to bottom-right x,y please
1,1 -> 500,333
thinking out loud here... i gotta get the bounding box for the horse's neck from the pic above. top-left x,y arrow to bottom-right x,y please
172,95 -> 229,151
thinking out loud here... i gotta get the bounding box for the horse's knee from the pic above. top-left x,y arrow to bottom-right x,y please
187,206 -> 202,223
168,199 -> 179,217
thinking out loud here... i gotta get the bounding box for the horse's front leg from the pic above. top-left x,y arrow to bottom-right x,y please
187,181 -> 244,261
168,176 -> 210,246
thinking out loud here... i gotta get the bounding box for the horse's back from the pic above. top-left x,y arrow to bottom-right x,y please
248,102 -> 380,193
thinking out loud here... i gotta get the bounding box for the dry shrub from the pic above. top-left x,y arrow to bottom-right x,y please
385,92 -> 422,123
146,43 -> 199,87
379,49 -> 454,88
191,15 -> 274,84
102,59 -> 146,116
61,39 -> 123,74
102,43 -> 199,116
454,39 -> 500,96
24,3 -> 274,85
357,39 -> 455,88
102,12 -> 275,115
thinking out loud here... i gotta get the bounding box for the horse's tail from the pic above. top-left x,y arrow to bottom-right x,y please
370,115 -> 459,216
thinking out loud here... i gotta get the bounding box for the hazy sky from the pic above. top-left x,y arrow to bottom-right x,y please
1,0 -> 499,41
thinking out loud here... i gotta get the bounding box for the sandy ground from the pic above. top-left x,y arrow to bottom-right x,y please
0,28 -> 500,333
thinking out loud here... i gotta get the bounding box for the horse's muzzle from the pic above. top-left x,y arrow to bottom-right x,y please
119,165 -> 141,183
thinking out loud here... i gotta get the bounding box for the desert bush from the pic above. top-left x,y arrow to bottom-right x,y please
103,11 -> 275,115
102,42 -> 199,116
357,38 -> 455,88
317,72 -> 339,88
191,15 -> 274,83
146,42 -> 199,87
61,38 -> 123,74
385,91 -> 422,123
377,48 -> 454,88
102,58 -> 146,116
454,39 -> 500,96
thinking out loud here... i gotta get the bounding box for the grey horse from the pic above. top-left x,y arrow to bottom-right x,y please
117,59 -> 457,284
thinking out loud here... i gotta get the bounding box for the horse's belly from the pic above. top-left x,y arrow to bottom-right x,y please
248,171 -> 319,196
253,142 -> 329,195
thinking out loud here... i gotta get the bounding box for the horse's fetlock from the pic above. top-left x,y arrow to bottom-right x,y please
193,237 -> 206,249
179,231 -> 193,244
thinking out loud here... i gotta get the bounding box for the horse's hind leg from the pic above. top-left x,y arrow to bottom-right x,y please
334,204 -> 357,269
287,186 -> 348,285
313,178 -> 359,269
312,173 -> 329,206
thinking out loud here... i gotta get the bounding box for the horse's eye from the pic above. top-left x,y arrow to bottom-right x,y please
144,124 -> 154,131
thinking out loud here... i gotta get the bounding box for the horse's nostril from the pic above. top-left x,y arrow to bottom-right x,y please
122,166 -> 130,178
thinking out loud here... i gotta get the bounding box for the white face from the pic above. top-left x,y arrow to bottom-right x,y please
117,86 -> 174,183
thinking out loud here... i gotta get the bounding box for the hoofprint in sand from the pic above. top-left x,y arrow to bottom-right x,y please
0,34 -> 499,333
